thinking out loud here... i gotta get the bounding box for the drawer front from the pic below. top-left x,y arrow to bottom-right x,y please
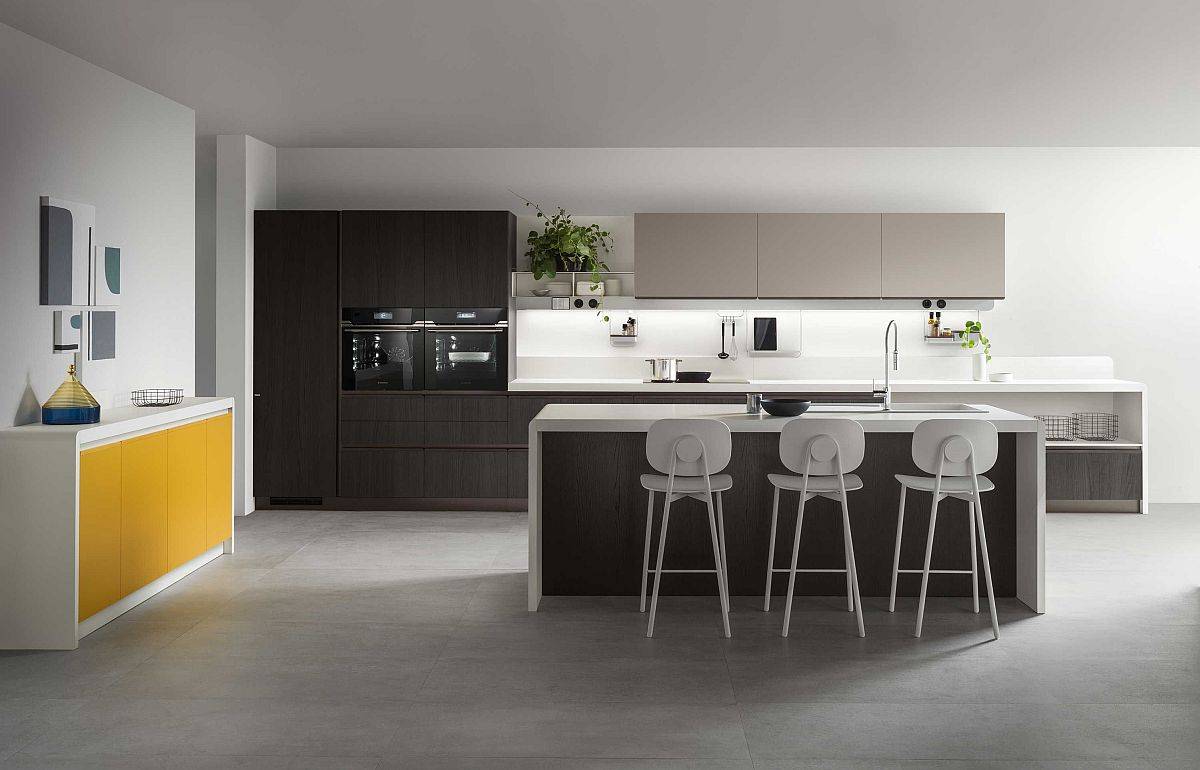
425,395 -> 508,422
1046,449 -> 1142,501
339,421 -> 426,447
339,395 -> 424,421
425,421 -> 510,447
508,449 -> 528,498
338,449 -> 424,497
633,395 -> 745,405
507,395 -> 634,444
423,449 -> 509,498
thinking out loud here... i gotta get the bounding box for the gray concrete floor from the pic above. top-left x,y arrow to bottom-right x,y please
1,505 -> 1197,767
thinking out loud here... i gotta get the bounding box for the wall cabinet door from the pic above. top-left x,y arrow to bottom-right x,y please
634,214 -> 758,298
206,413 -> 233,549
423,211 -> 515,307
757,214 -> 881,298
254,211 -> 339,498
120,432 -> 167,595
79,443 -> 122,621
339,211 -> 424,308
166,422 -> 208,571
882,213 -> 1004,298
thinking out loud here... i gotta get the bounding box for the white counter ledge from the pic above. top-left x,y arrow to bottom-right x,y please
509,377 -> 1145,393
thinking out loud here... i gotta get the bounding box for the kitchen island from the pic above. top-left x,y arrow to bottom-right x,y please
527,402 -> 1045,613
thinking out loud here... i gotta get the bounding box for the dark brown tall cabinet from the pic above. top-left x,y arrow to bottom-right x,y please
253,211 -> 339,500
339,211 -> 425,307
424,211 -> 515,307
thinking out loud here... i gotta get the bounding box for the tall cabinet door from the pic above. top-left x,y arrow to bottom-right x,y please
634,214 -> 758,298
79,443 -> 122,621
253,211 -> 339,498
423,212 -> 515,307
339,211 -> 424,308
166,422 -> 208,571
882,213 -> 1005,298
757,214 -> 881,298
121,432 -> 167,595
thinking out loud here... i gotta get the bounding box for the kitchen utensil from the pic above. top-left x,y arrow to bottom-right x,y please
530,288 -> 551,297
675,371 -> 711,383
131,388 -> 184,407
645,357 -> 683,382
547,282 -> 571,297
759,398 -> 812,417
718,320 -> 729,359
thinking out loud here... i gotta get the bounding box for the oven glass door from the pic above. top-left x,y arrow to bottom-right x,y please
424,328 -> 507,391
342,327 -> 424,391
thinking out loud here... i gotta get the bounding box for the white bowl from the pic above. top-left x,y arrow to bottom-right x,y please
990,372 -> 1015,383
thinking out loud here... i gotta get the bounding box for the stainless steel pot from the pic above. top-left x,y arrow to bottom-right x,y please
645,357 -> 683,382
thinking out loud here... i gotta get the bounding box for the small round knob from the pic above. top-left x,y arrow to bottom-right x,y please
922,299 -> 932,309
936,299 -> 947,309
573,298 -> 584,308
588,298 -> 599,309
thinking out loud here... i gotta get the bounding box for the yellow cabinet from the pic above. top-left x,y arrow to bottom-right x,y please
205,413 -> 233,548
79,443 -> 122,621
120,432 -> 168,594
167,421 -> 208,571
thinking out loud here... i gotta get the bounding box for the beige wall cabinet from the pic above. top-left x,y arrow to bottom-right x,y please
634,214 -> 758,298
882,213 -> 1004,298
757,214 -> 882,298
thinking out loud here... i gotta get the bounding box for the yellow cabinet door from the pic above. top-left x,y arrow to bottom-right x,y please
79,443 -> 122,621
206,412 -> 233,548
120,432 -> 168,594
167,421 -> 208,571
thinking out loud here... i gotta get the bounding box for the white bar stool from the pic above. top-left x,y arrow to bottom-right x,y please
640,418 -> 733,638
762,418 -> 865,638
888,418 -> 1000,639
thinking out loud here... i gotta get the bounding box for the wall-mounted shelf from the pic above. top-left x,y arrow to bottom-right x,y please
1045,437 -> 1142,450
923,335 -> 961,344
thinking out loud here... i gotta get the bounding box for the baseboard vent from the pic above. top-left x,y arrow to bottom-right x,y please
268,496 -> 323,507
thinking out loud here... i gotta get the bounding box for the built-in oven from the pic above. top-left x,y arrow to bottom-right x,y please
341,308 -> 425,391
423,308 -> 508,391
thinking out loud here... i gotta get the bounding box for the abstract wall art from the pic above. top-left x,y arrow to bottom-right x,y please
52,310 -> 82,354
40,196 -> 95,306
92,245 -> 121,306
87,310 -> 116,361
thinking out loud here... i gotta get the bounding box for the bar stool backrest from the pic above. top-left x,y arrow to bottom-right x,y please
645,418 -> 732,477
779,418 -> 865,475
912,419 -> 998,476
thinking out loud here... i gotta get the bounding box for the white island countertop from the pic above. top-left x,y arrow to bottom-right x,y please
510,378 -> 1145,394
530,402 -> 1041,433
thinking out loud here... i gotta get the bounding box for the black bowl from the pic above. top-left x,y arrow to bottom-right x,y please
760,398 -> 811,417
675,371 -> 711,383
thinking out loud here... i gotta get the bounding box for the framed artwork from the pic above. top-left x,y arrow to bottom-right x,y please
92,245 -> 121,306
39,196 -> 95,306
52,310 -> 82,354
87,310 -> 116,361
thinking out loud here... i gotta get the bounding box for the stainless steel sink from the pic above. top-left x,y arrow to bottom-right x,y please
808,402 -> 984,414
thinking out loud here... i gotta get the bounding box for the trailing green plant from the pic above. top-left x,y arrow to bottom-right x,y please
957,320 -> 992,361
512,191 -> 612,288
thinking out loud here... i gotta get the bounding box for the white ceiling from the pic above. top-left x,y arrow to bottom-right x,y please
2,0 -> 1197,147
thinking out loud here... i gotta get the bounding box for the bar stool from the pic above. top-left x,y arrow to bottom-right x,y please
763,418 -> 866,638
888,419 -> 1000,640
640,418 -> 733,639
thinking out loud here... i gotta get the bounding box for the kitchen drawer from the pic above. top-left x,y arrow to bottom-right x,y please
507,395 -> 634,444
338,449 -> 424,497
425,395 -> 508,422
508,450 -> 528,498
633,395 -> 745,405
425,421 -> 510,447
339,421 -> 426,447
1046,449 -> 1142,501
423,450 -> 509,498
339,394 -> 424,422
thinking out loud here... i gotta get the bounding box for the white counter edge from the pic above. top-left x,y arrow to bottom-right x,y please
509,379 -> 1145,394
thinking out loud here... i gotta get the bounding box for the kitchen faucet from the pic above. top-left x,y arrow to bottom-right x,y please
874,319 -> 899,410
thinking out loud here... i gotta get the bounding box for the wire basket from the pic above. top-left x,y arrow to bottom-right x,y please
131,388 -> 184,407
1073,412 -> 1118,441
1035,415 -> 1076,441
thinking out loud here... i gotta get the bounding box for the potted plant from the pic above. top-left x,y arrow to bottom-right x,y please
957,320 -> 992,381
513,193 -> 612,289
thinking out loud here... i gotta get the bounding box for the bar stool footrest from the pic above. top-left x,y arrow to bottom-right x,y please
897,569 -> 974,574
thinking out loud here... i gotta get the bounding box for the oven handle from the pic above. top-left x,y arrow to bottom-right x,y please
424,325 -> 508,332
342,325 -> 424,332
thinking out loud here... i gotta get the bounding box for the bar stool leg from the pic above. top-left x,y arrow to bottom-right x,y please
763,486 -> 780,612
840,493 -> 866,638
646,492 -> 673,638
781,494 -> 808,638
888,485 -> 907,613
716,491 -> 731,614
968,500 -> 980,614
974,495 -> 1000,640
640,491 -> 654,613
705,493 -> 732,638
845,533 -> 854,614
914,493 -> 941,638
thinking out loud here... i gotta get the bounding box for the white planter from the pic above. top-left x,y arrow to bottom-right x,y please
972,353 -> 989,382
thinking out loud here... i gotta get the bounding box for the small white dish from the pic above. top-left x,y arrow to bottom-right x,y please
530,288 -> 551,297
990,372 -> 1014,383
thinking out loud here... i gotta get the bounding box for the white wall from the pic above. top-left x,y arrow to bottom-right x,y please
0,22 -> 195,425
277,147 -> 1200,502
216,135 -> 276,515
